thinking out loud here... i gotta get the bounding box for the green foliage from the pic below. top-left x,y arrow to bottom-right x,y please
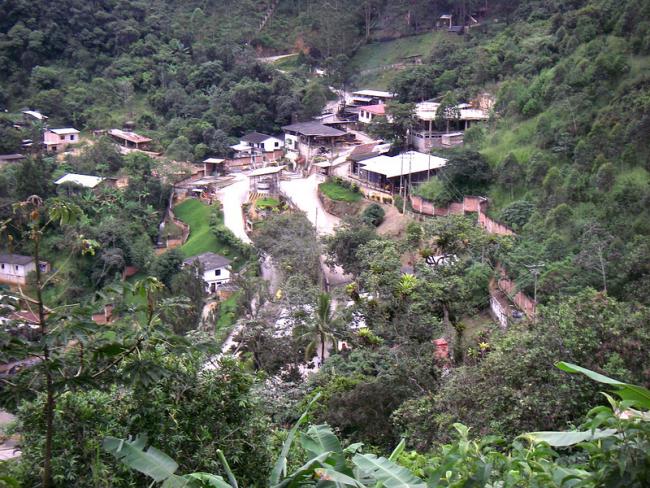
361,203 -> 385,227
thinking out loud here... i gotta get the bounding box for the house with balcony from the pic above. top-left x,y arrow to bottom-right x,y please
409,100 -> 489,152
43,128 -> 80,152
282,121 -> 347,163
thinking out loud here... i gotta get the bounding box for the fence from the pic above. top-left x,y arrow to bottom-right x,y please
409,195 -> 515,236
410,194 -> 532,320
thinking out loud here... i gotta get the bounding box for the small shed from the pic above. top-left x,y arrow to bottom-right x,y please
249,165 -> 285,194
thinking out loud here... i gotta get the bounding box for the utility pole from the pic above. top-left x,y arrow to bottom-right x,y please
524,263 -> 545,324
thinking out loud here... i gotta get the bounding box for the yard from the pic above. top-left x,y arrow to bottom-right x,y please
174,199 -> 250,270
255,197 -> 281,209
319,181 -> 363,203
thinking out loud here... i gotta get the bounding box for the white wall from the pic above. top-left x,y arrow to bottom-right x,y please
0,261 -> 36,285
203,266 -> 231,292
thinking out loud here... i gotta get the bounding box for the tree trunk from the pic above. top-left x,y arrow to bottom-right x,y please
34,230 -> 54,488
320,331 -> 326,365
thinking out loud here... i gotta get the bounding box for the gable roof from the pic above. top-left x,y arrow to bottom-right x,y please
183,252 -> 231,270
22,110 -> 48,120
54,173 -> 105,188
282,121 -> 346,137
241,131 -> 276,144
0,254 -> 34,266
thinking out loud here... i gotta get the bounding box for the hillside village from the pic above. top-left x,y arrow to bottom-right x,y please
0,0 -> 649,486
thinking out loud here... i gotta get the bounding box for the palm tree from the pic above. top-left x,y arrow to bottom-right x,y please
297,293 -> 339,365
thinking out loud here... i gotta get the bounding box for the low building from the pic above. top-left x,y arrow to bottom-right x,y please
350,90 -> 395,106
43,128 -> 80,152
282,121 -> 347,163
203,158 -> 226,177
0,254 -> 50,286
108,129 -> 152,151
22,110 -> 48,123
55,173 -> 109,193
347,141 -> 390,175
0,154 -> 25,167
226,132 -> 285,171
409,100 -> 489,152
235,132 -> 284,154
183,252 -> 232,294
358,104 -> 388,124
354,151 -> 447,193
249,165 -> 285,194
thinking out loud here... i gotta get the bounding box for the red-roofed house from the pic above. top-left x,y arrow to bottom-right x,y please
358,104 -> 388,124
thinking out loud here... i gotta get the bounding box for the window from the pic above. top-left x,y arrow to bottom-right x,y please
15,265 -> 19,271
275,141 -> 279,147
215,269 -> 221,276
70,135 -> 75,141
59,135 -> 65,141
1,264 -> 4,269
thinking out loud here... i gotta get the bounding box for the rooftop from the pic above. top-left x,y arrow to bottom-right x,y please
361,104 -> 386,115
49,128 -> 79,135
0,154 -> 25,162
203,158 -> 225,164
359,151 -> 448,178
0,254 -> 34,266
352,89 -> 395,99
241,131 -> 277,144
22,110 -> 48,120
54,173 -> 105,188
108,129 -> 152,144
282,121 -> 346,137
183,252 -> 231,270
248,165 -> 285,177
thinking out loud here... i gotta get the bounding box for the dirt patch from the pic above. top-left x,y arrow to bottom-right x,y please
376,202 -> 411,238
318,192 -> 362,219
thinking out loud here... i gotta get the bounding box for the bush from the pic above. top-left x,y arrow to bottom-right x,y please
394,195 -> 404,213
362,203 -> 385,227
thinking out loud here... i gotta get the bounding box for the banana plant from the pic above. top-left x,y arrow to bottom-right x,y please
103,391 -> 424,488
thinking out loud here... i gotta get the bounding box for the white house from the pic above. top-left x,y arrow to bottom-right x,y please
43,128 -> 80,152
232,132 -> 284,154
183,252 -> 232,293
0,254 -> 50,286
358,104 -> 389,124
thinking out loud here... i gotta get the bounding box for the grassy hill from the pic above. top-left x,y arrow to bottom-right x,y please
347,31 -> 457,89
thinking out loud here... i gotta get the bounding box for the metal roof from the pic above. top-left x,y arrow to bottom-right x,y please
248,165 -> 285,177
203,158 -> 225,164
359,151 -> 447,178
282,121 -> 346,137
241,131 -> 277,144
352,89 -> 395,98
50,128 -> 79,135
183,252 -> 231,270
54,173 -> 105,188
0,254 -> 34,266
22,110 -> 48,120
108,129 -> 152,144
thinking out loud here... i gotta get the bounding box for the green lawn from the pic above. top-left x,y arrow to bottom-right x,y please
319,182 -> 363,203
174,199 -> 221,258
215,293 -> 241,342
174,199 -> 252,271
255,197 -> 280,209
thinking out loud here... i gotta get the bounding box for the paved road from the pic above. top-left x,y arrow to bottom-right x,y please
216,173 -> 252,244
280,174 -> 340,235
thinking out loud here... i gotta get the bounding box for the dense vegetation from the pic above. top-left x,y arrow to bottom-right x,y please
1,0 -> 649,487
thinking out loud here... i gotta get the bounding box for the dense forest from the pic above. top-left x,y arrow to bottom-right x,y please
0,0 -> 649,487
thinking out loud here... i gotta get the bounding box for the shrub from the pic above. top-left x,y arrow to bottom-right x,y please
362,203 -> 385,227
